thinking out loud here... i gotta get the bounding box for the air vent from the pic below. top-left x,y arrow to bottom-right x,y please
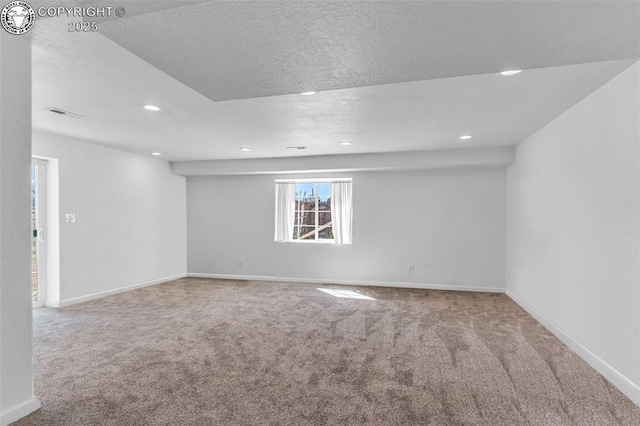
46,107 -> 83,119
286,146 -> 307,150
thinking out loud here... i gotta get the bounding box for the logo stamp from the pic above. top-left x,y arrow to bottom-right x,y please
1,1 -> 35,35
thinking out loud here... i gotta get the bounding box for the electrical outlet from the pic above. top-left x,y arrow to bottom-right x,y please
237,260 -> 243,268
408,264 -> 414,273
65,213 -> 76,223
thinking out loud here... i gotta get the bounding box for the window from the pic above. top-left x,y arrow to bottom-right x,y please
274,179 -> 352,244
293,182 -> 333,241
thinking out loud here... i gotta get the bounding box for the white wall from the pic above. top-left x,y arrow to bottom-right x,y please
506,62 -> 640,402
0,33 -> 40,425
188,168 -> 506,291
32,131 -> 187,304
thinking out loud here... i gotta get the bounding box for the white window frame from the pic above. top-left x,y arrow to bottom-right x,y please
293,181 -> 333,243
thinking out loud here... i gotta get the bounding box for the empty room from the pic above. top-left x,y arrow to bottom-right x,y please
1,1 -> 639,424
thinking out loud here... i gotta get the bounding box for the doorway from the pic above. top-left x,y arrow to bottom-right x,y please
32,159 -> 47,307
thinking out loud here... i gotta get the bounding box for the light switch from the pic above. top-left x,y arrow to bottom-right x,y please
65,214 -> 76,223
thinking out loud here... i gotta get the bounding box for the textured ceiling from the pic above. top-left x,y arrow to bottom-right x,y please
97,1 -> 640,101
31,1 -> 640,161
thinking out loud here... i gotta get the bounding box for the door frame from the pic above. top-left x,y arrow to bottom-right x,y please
32,158 -> 47,308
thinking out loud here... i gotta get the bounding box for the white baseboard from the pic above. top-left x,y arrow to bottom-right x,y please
506,289 -> 640,406
188,273 -> 504,293
50,273 -> 188,307
1,397 -> 41,426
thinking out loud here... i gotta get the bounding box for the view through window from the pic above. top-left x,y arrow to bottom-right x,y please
294,182 -> 333,241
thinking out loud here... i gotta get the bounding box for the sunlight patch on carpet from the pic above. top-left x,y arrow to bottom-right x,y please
317,288 -> 376,300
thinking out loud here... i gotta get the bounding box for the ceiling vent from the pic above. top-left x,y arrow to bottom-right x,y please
286,146 -> 307,150
46,107 -> 83,119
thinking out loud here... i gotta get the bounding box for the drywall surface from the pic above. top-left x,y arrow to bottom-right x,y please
32,131 -> 187,302
0,32 -> 40,424
506,62 -> 640,394
188,168 -> 506,290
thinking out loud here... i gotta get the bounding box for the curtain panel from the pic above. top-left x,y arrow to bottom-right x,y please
330,181 -> 353,244
274,182 -> 296,242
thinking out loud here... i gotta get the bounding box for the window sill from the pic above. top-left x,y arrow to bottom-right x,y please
277,239 -> 336,244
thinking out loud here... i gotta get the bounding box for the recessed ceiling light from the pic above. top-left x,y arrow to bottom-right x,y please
459,135 -> 473,140
498,70 -> 522,76
143,105 -> 162,112
151,152 -> 162,156
341,141 -> 353,146
301,91 -> 317,96
240,147 -> 252,152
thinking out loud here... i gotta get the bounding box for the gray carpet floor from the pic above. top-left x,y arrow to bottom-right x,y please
14,278 -> 640,425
